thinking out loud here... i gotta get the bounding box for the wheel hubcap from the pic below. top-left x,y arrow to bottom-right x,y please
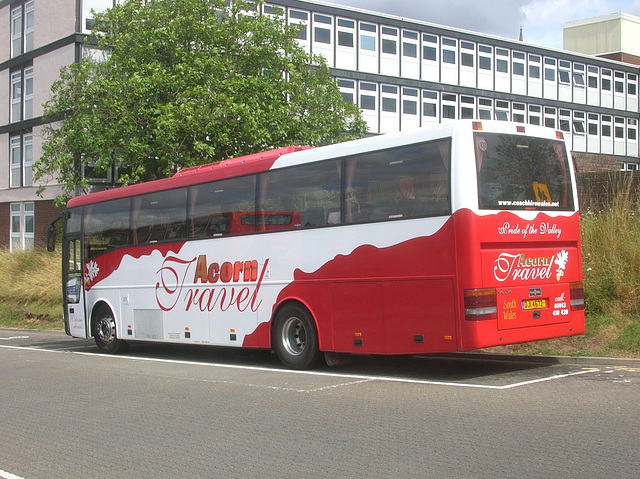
97,317 -> 116,344
281,317 -> 306,356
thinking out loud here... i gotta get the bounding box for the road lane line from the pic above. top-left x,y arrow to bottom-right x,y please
0,468 -> 25,479
0,343 -> 601,390
496,368 -> 598,389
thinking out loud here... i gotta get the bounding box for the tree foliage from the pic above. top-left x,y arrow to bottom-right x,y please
36,0 -> 367,205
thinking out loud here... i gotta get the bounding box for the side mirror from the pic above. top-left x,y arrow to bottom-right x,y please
47,223 -> 57,252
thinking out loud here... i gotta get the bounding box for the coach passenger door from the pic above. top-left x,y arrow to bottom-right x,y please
62,214 -> 88,339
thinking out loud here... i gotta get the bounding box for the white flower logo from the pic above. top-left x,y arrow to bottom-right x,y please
85,260 -> 100,283
554,250 -> 569,281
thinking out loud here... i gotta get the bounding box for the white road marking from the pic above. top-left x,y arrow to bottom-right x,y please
0,468 -> 25,479
0,336 -> 30,340
0,343 -> 600,390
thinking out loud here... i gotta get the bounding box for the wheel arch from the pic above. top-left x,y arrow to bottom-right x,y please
270,298 -> 322,351
89,299 -> 118,338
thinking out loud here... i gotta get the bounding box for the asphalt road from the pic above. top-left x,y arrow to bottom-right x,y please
1,329 -> 639,479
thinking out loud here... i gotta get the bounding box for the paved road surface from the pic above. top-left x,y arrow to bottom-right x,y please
1,329 -> 639,478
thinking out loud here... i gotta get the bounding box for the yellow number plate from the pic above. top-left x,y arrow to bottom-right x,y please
522,298 -> 547,310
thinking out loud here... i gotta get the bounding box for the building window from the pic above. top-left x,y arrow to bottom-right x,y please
338,79 -> 355,103
382,38 -> 396,54
602,115 -> 612,137
558,61 -> 571,84
545,107 -> 557,128
513,62 -> 525,76
402,88 -> 418,115
588,113 -> 598,135
528,105 -> 541,125
478,98 -> 492,120
402,30 -> 418,58
512,102 -> 525,123
381,26 -> 397,55
10,65 -> 33,123
381,85 -> 398,112
573,63 -> 585,87
360,22 -> 377,51
423,34 -> 437,61
336,18 -> 354,48
442,37 -> 456,64
601,69 -> 612,91
573,112 -> 586,134
422,90 -> 438,118
512,51 -> 525,76
529,54 -> 541,79
313,14 -> 331,44
544,58 -> 556,81
529,65 -> 540,78
478,45 -> 492,70
360,35 -> 375,51
495,48 -> 509,73
313,24 -> 330,45
11,71 -> 22,122
442,93 -> 457,119
290,9 -> 308,40
460,41 -> 474,67
614,72 -> 625,94
628,119 -> 637,140
11,1 -> 34,58
10,202 -> 35,251
11,6 -> 23,57
338,30 -> 353,47
10,132 -> 33,188
360,82 -> 377,110
24,66 -> 33,119
615,117 -> 625,138
587,66 -> 598,88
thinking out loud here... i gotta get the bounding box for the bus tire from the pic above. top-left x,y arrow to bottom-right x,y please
92,305 -> 127,354
273,304 -> 322,370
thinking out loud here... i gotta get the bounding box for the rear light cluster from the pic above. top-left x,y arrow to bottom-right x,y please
464,288 -> 497,321
570,282 -> 585,311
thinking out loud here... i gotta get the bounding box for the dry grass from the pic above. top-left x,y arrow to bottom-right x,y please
580,174 -> 640,318
0,248 -> 63,329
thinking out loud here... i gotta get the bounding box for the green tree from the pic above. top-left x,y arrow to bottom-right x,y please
36,0 -> 367,205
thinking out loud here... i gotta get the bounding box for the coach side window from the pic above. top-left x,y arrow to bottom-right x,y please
84,197 -> 132,259
344,139 -> 451,223
132,189 -> 187,244
258,160 -> 341,231
188,176 -> 256,237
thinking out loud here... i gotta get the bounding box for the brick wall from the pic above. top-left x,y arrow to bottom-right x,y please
35,200 -> 63,249
0,203 -> 9,249
577,171 -> 640,209
571,152 -> 621,173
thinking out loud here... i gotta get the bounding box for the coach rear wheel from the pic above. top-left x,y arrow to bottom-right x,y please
93,305 -> 127,354
273,304 -> 322,370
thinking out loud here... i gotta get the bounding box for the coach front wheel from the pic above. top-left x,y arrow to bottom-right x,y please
92,305 -> 127,354
273,304 -> 322,370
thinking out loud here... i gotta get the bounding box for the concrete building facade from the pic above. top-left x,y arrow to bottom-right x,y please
1,0 -> 639,250
564,12 -> 640,65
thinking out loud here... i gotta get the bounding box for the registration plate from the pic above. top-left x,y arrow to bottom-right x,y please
522,298 -> 547,310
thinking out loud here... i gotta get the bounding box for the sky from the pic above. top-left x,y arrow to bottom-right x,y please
328,0 -> 640,50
